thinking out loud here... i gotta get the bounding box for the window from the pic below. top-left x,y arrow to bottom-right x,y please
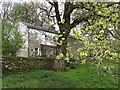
35,33 -> 38,39
53,36 -> 57,42
45,34 -> 48,40
35,48 -> 38,56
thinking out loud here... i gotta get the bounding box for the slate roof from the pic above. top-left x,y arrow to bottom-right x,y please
22,22 -> 57,34
22,22 -> 81,40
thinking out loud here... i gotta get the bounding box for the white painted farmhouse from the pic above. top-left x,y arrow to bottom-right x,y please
17,22 -> 82,58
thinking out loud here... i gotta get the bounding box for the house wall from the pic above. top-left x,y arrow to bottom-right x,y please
40,37 -> 82,58
17,49 -> 28,57
29,33 -> 41,56
68,37 -> 83,56
17,22 -> 57,57
28,28 -> 57,57
17,22 -> 28,57
17,22 -> 83,58
41,44 -> 56,58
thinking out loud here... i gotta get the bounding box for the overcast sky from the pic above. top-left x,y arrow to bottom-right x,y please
1,0 -> 119,2
1,0 -> 41,3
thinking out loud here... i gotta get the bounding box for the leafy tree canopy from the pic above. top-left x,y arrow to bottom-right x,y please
70,2 -> 119,65
1,2 -> 24,56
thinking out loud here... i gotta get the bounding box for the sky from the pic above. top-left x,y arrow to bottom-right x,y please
1,0 -> 38,3
0,0 -> 64,3
1,0 -> 119,2
0,0 -> 119,11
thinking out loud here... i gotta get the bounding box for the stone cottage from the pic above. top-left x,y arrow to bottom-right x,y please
17,22 -> 82,58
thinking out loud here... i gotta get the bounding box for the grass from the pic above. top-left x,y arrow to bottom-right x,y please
2,60 -> 119,88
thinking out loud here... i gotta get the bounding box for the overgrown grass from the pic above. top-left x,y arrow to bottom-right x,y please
2,60 -> 119,88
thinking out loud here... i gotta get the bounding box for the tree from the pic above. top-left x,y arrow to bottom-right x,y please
1,2 -> 23,56
46,1 -> 119,71
46,1 -> 91,71
71,2 -> 119,70
2,20 -> 23,56
9,2 -> 53,27
6,1 -> 119,71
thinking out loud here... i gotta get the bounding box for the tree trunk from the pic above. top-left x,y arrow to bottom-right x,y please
53,25 -> 70,71
50,1 -> 74,71
53,44 -> 67,71
53,58 -> 65,71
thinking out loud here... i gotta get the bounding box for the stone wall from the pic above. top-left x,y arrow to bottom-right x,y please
2,56 -> 54,73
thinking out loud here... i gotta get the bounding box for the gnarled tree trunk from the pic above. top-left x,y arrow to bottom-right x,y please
53,58 -> 65,71
53,41 -> 67,71
53,25 -> 70,71
50,1 -> 79,71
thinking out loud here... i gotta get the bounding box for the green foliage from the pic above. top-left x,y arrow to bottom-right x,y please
0,22 -> 2,57
10,2 -> 40,23
57,40 -> 63,46
10,2 -> 51,26
1,2 -> 24,56
2,20 -> 23,56
2,60 -> 118,88
58,19 -> 65,24
72,2 -> 119,65
2,56 -> 54,74
55,53 -> 64,60
64,57 -> 69,62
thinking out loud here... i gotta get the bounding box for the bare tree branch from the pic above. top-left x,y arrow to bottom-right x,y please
70,12 -> 93,29
53,1 -> 61,24
108,29 -> 120,40
46,0 -> 61,24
